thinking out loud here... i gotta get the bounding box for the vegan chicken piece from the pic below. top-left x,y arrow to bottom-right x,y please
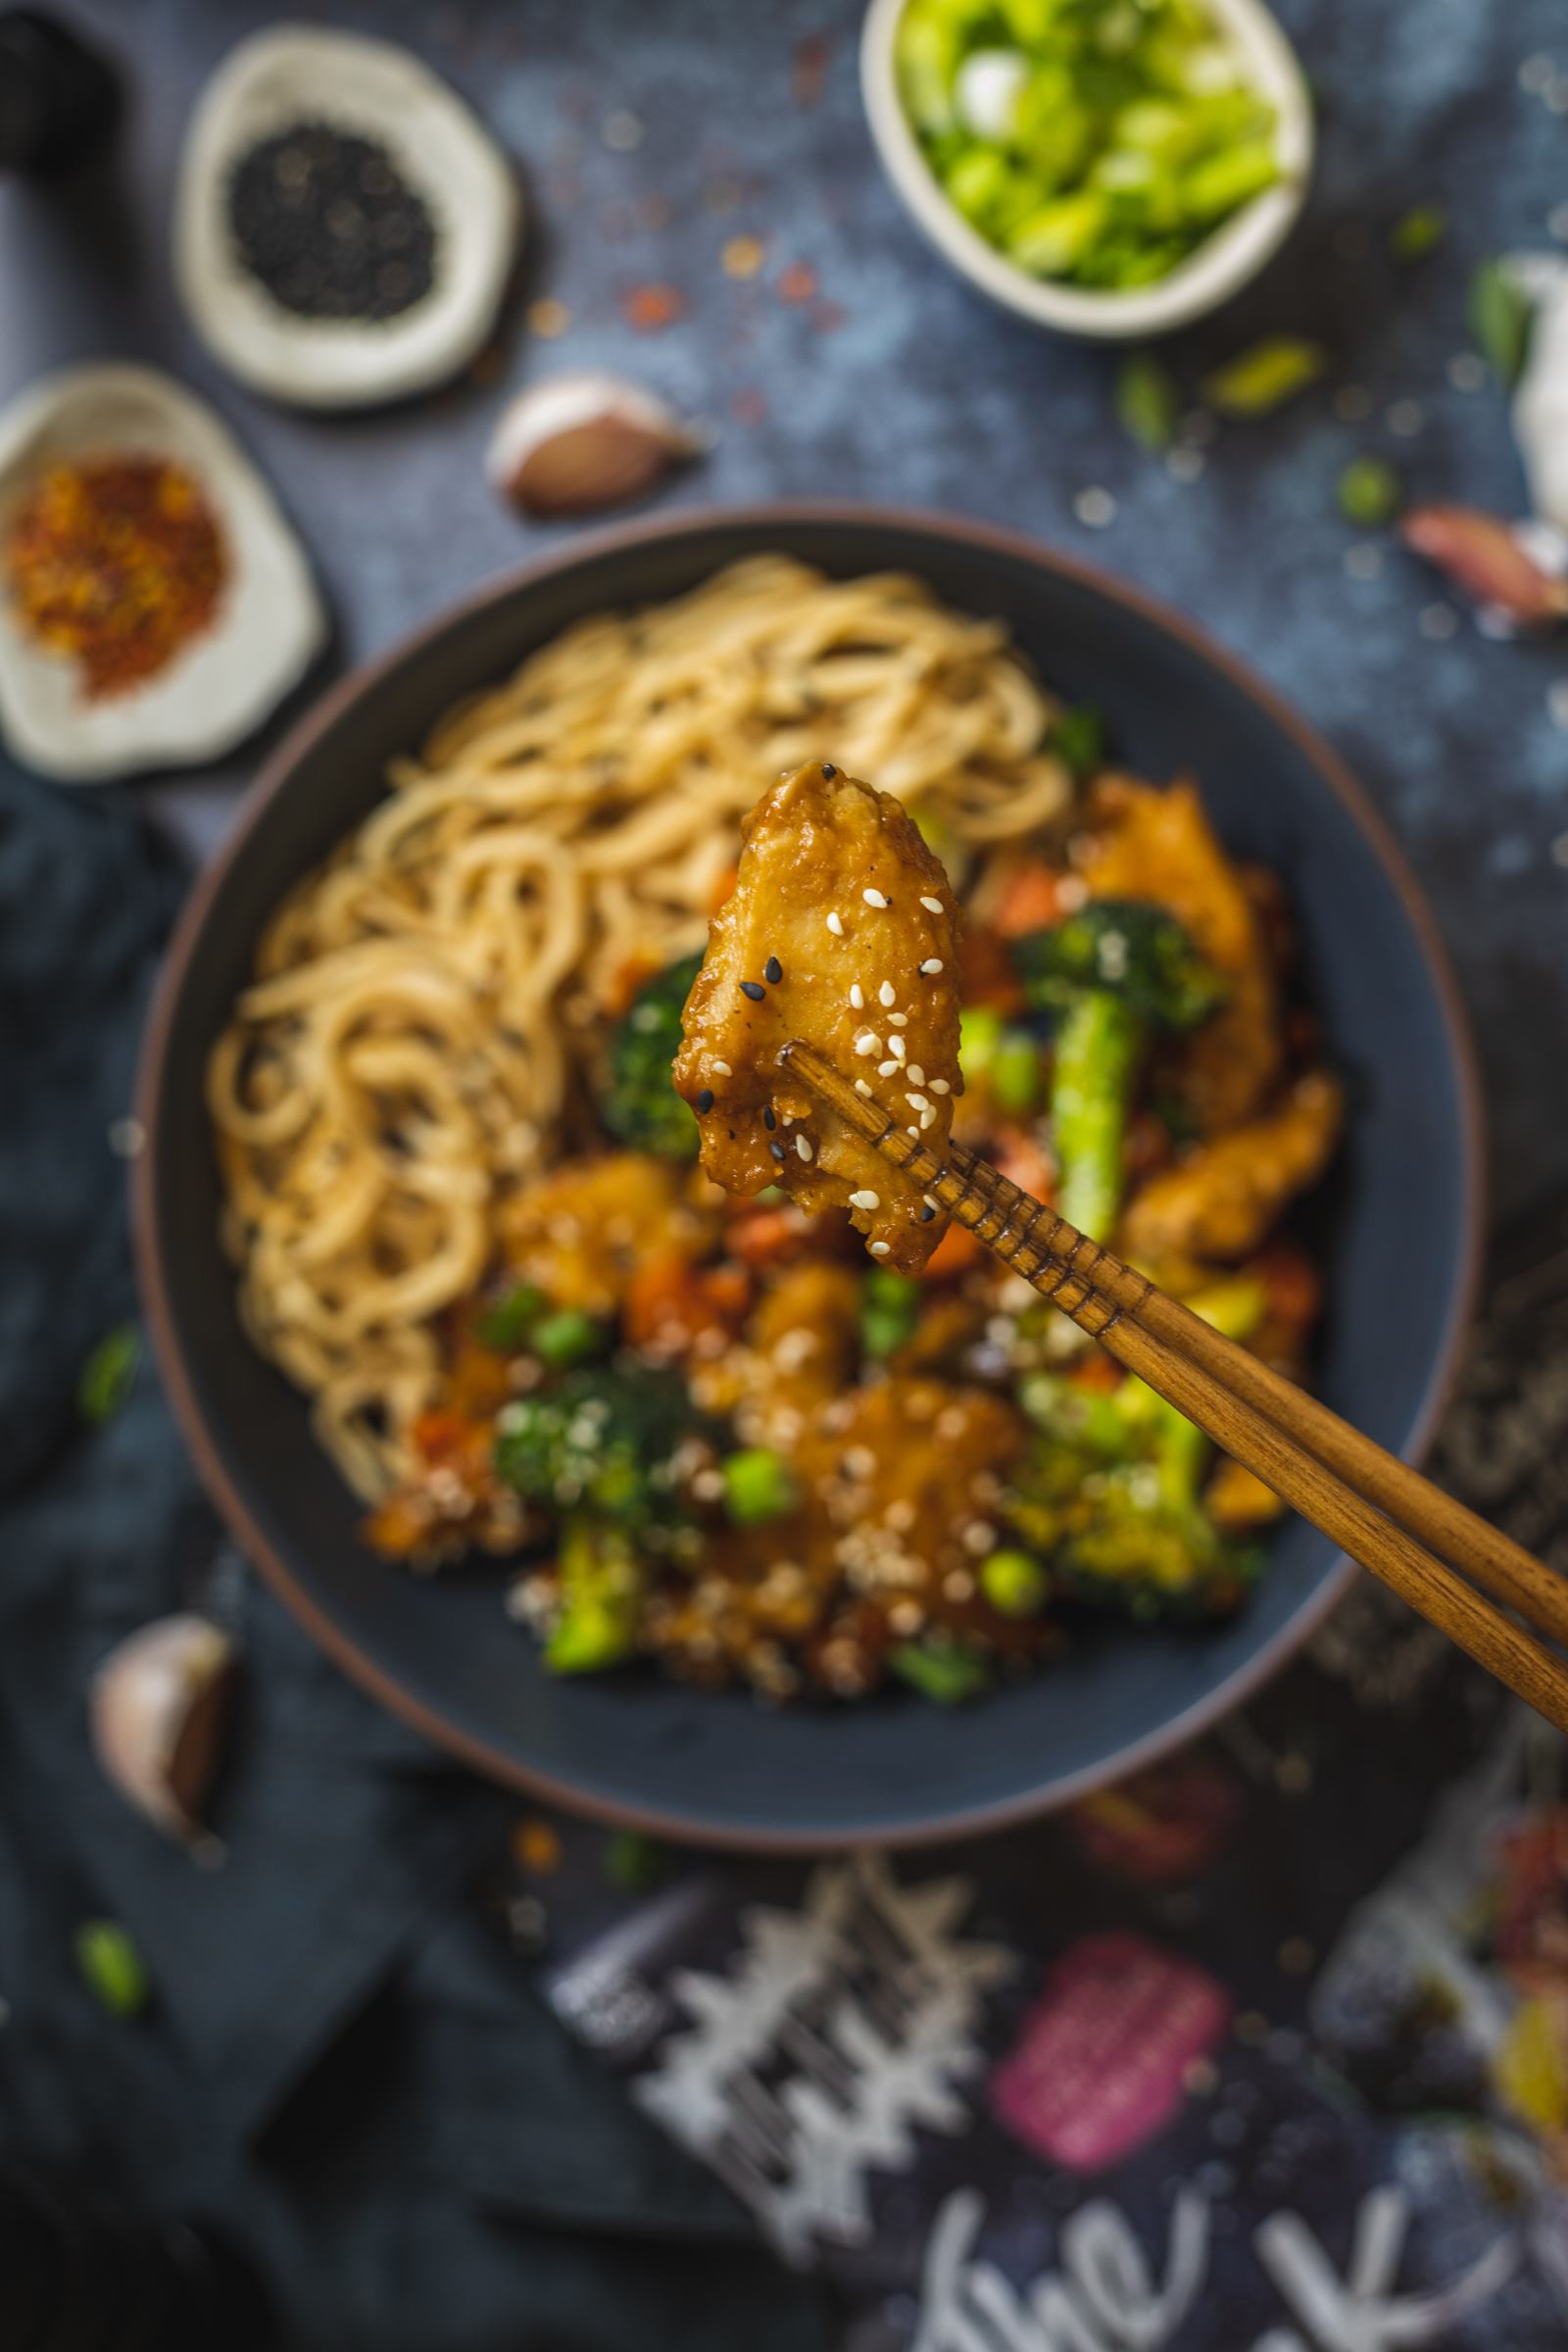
674,760 -> 961,1272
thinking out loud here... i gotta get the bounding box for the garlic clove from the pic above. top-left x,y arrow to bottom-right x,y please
486,373 -> 699,517
1399,504 -> 1568,627
89,1614 -> 238,1846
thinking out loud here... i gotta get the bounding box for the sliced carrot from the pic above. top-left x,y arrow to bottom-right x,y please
1256,1240 -> 1321,1332
1068,1350 -> 1124,1394
957,926 -> 1026,1015
991,859 -> 1068,940
623,1252 -> 753,1350
726,1203 -> 810,1268
917,1218 -> 985,1281
606,953 -> 662,1018
709,863 -> 739,915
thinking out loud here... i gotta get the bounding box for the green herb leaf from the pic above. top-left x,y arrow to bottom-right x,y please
1388,204 -> 1446,263
74,1918 -> 151,2018
1337,456 -> 1402,527
78,1324 -> 141,1425
1051,703 -> 1107,782
1115,351 -> 1180,452
1469,259 -> 1534,386
1201,337 -> 1327,418
980,1547 -> 1051,1618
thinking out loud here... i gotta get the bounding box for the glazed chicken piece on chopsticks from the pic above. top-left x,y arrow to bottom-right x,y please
673,760 -> 961,1272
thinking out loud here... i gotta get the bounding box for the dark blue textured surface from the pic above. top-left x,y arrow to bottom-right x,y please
2,0 -> 1566,1217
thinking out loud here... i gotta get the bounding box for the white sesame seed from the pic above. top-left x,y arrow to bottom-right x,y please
849,1189 -> 881,1209
906,1092 -> 930,1111
850,983 -> 864,1010
869,1241 -> 891,1255
888,1011 -> 907,1029
963,1521 -> 996,1555
1387,399 -> 1424,438
826,910 -> 844,936
888,1035 -> 906,1063
855,1030 -> 881,1055
906,1064 -> 925,1085
920,957 -> 944,975
920,1107 -> 937,1128
878,1059 -> 899,1076
920,895 -> 944,913
1075,486 -> 1116,529
943,1568 -> 975,1601
906,1125 -> 920,1137
1420,602 -> 1458,640
710,1059 -> 732,1077
1447,352 -> 1486,392
863,887 -> 889,907
796,1134 -> 812,1161
855,1077 -> 873,1097
878,980 -> 897,1007
929,1079 -> 950,1095
108,1115 -> 146,1159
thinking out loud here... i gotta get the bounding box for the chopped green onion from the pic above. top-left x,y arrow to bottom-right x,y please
475,1283 -> 548,1351
980,1547 -> 1051,1618
78,1324 -> 140,1426
889,1638 -> 991,1704
721,1446 -> 798,1526
74,1919 -> 150,2018
1338,456 -> 1402,527
860,1270 -> 922,1361
1202,338 -> 1327,417
604,1829 -> 669,1893
1115,352 -> 1181,453
958,1004 -> 1004,1082
1469,259 -> 1534,387
993,1029 -> 1044,1117
532,1310 -> 607,1370
1051,703 -> 1107,782
1389,204 -> 1446,262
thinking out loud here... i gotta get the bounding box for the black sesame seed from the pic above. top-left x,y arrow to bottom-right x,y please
821,762 -> 837,779
920,1203 -> 937,1221
769,1141 -> 786,1162
762,1105 -> 776,1130
696,1088 -> 714,1112
740,980 -> 765,1002
763,956 -> 783,985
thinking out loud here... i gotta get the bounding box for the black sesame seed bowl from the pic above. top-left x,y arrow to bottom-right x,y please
134,506 -> 1483,1850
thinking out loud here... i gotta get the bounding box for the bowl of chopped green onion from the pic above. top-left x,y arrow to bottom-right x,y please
861,0 -> 1313,339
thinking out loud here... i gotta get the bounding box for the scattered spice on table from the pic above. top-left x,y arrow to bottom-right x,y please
226,121 -> 437,322
4,454 -> 227,701
791,33 -> 830,108
526,296 -> 571,339
620,282 -> 685,331
776,261 -> 817,304
722,234 -> 765,279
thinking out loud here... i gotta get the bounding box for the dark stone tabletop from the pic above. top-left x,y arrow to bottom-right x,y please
2,0 -> 1565,1220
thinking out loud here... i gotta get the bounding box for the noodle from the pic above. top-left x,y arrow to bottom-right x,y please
209,556 -> 1068,1498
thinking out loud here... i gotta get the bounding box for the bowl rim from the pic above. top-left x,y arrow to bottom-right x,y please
133,500 -> 1487,1850
858,0 -> 1315,340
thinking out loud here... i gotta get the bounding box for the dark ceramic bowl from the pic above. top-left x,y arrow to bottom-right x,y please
135,507 -> 1483,1849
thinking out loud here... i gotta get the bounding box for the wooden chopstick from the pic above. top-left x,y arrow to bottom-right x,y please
784,1041 -> 1568,1734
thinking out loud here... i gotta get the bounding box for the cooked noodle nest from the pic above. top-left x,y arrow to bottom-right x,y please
208,555 -> 1070,1498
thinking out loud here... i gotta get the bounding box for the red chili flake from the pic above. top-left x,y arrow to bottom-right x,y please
732,386 -> 768,425
810,301 -> 848,334
792,33 -> 831,108
620,282 -> 686,332
777,262 -> 818,305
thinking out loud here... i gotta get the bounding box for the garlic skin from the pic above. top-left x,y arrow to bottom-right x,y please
1514,270 -> 1568,532
89,1615 -> 238,1845
486,374 -> 698,518
1399,504 -> 1568,627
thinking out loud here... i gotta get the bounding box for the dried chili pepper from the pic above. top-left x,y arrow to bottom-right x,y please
4,454 -> 226,700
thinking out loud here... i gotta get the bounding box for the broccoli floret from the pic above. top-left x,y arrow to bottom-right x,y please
1007,1343 -> 1261,1620
494,1366 -> 704,1532
1011,900 -> 1225,1241
497,1366 -> 715,1676
602,953 -> 704,1158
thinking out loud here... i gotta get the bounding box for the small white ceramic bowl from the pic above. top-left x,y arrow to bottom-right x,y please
860,0 -> 1313,341
0,364 -> 324,782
